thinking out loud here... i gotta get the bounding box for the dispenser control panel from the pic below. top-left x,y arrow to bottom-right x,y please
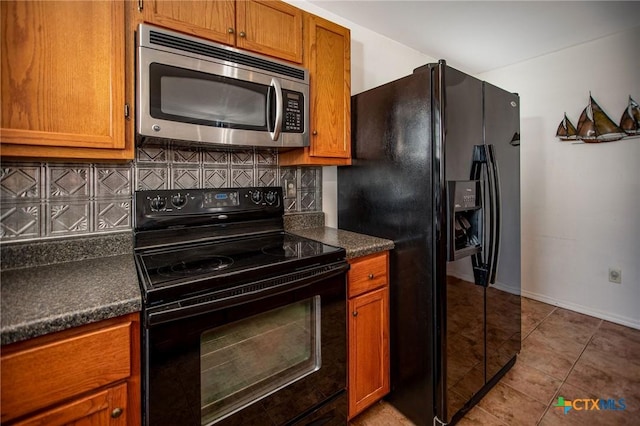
451,180 -> 480,210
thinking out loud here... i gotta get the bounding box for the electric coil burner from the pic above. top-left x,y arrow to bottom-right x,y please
134,187 -> 348,426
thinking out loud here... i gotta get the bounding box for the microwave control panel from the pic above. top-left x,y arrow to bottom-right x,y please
283,90 -> 304,133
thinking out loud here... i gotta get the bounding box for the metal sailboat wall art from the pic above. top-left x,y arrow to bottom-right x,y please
619,96 -> 640,135
556,94 -> 639,144
555,113 -> 578,141
575,94 -> 627,143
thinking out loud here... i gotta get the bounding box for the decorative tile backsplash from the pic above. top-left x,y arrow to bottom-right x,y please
0,143 -> 321,242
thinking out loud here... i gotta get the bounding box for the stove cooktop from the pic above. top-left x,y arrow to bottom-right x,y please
135,232 -> 346,305
133,187 -> 347,305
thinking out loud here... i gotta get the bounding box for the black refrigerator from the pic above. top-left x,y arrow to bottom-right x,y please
337,61 -> 521,425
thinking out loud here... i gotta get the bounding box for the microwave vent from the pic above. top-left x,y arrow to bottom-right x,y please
149,30 -> 306,82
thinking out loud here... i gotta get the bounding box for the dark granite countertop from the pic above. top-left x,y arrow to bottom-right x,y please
0,218 -> 393,346
1,233 -> 141,346
289,227 -> 394,259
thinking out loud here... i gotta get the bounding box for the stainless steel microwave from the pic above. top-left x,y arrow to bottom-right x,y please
136,24 -> 309,149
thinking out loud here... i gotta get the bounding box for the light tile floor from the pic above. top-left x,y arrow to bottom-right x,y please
350,297 -> 640,425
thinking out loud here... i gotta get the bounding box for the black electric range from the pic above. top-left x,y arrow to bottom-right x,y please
133,187 -> 349,426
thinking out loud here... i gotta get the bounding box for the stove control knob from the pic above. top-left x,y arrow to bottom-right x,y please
265,191 -> 278,205
171,193 -> 187,209
150,196 -> 167,211
250,190 -> 262,204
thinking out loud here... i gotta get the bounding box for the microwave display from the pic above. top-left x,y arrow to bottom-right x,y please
285,92 -> 302,132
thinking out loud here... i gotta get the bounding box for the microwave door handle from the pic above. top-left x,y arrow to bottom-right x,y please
269,78 -> 283,141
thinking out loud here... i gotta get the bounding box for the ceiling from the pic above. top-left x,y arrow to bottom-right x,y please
307,1 -> 640,74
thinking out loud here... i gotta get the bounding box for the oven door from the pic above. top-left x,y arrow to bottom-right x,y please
142,263 -> 348,426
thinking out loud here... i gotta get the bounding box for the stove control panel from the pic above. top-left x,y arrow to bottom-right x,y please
204,190 -> 240,208
248,189 -> 279,206
135,187 -> 284,231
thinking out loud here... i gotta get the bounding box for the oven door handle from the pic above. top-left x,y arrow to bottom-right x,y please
146,262 -> 349,326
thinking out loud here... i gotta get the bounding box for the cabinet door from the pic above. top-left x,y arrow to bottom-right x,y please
1,317 -> 133,423
140,0 -> 235,45
0,1 -> 132,160
348,286 -> 390,418
14,383 -> 127,426
236,0 -> 302,63
279,13 -> 351,166
308,14 -> 351,160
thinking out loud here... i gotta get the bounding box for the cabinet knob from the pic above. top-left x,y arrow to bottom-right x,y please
228,28 -> 235,34
352,311 -> 358,317
368,273 -> 375,280
111,408 -> 123,418
312,130 -> 318,136
239,31 -> 246,38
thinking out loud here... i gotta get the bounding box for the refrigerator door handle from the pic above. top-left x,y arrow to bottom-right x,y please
487,144 -> 501,284
470,145 -> 490,287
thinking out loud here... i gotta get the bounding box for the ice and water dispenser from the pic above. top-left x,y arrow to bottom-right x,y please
447,180 -> 482,261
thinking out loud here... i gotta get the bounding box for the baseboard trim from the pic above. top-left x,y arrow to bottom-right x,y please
520,289 -> 640,330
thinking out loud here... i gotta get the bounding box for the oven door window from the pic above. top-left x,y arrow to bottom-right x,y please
200,296 -> 321,425
149,63 -> 272,130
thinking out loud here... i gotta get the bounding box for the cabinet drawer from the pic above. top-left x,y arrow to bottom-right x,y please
1,320 -> 132,423
348,251 -> 388,298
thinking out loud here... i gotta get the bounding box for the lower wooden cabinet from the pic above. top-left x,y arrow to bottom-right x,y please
13,383 -> 128,426
1,313 -> 140,425
347,251 -> 390,419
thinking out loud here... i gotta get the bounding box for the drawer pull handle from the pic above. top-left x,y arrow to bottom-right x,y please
368,273 -> 375,280
352,311 -> 358,317
111,408 -> 123,418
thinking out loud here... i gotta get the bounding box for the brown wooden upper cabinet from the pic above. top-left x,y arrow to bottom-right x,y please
136,0 -> 303,64
279,13 -> 351,166
0,1 -> 133,160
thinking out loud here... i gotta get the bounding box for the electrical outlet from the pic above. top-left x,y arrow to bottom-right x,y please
608,268 -> 622,284
285,179 -> 296,199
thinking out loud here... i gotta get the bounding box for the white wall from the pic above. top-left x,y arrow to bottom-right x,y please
284,1 -> 436,227
477,26 -> 640,328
